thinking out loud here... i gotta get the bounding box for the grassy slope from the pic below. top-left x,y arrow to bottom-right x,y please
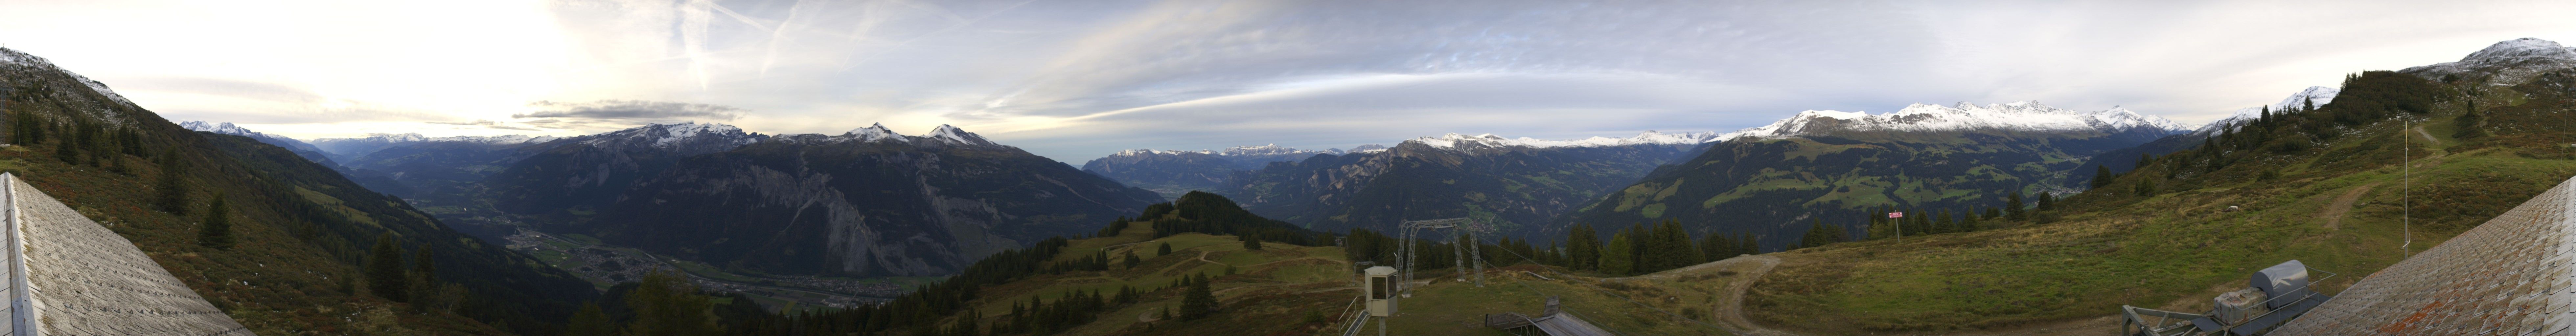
1741,76 -> 2573,333
926,221 -> 1759,336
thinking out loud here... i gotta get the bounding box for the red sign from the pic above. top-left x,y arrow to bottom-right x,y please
1887,212 -> 1904,218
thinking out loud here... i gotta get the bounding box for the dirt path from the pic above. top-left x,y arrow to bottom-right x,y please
2320,184 -> 2379,230
1691,255 -> 1792,336
2412,125 -> 2442,148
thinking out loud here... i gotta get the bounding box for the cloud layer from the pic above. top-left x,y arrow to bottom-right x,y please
2,0 -> 2573,161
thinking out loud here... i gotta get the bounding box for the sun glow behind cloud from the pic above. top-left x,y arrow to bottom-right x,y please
2,0 -> 2573,160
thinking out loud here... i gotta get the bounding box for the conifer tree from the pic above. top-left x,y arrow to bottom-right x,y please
1565,223 -> 1599,271
1738,232 -> 1762,255
2091,165 -> 2115,189
1598,231 -> 1635,275
1157,242 -> 1172,257
1180,274 -> 1215,320
366,233 -> 409,302
154,149 -> 189,215
1240,232 -> 1263,250
627,271 -> 719,336
198,192 -> 233,249
1698,233 -> 1734,261
566,302 -> 615,336
409,246 -> 439,310
2037,192 -> 2057,211
2006,192 -> 2027,220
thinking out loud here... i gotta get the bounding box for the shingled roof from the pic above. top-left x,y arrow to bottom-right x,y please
2270,176 -> 2576,335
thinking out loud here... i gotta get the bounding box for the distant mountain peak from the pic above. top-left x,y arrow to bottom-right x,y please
2402,37 -> 2576,84
2203,86 -> 2341,132
180,121 -> 254,136
2464,38 -> 2576,64
842,123 -> 910,143
578,122 -> 761,151
922,124 -> 1000,147
1723,101 -> 2187,140
1401,130 -> 1721,150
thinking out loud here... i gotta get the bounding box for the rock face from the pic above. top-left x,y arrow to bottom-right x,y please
1220,133 -> 1709,236
3,174 -> 253,335
578,131 -> 1163,277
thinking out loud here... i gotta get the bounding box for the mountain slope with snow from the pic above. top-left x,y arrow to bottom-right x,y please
2401,37 -> 2576,84
1718,101 -> 2189,141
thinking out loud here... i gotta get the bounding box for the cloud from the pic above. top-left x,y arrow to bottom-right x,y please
514,99 -> 748,121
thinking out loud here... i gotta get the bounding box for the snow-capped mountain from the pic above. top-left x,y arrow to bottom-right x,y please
181,121 -> 326,153
826,123 -> 1015,149
2198,86 -> 2342,134
1404,130 -> 1721,149
310,132 -> 561,159
184,119 -> 328,164
1718,101 -> 2190,140
1084,144 -> 1347,198
572,122 -> 765,155
2401,37 -> 2576,84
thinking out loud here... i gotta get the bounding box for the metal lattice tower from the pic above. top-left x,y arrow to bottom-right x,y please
1397,217 -> 1488,293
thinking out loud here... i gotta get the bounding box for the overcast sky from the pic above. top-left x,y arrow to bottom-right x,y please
3,0 -> 2572,161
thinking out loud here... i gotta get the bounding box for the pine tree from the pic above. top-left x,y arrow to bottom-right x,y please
1698,232 -> 1734,261
1240,232 -> 1263,250
1157,242 -> 1172,256
2135,153 -> 2153,171
366,233 -> 409,302
1983,207 -> 2002,220
154,149 -> 189,215
2037,192 -> 2057,211
1180,274 -> 1215,320
1598,231 -> 1635,275
627,271 -> 719,336
1566,224 -> 1599,271
2006,191 -> 2027,220
2090,165 -> 2115,189
1738,232 -> 1762,255
567,302 -> 615,336
409,246 -> 440,310
1122,250 -> 1141,269
198,193 -> 233,249
1799,219 -> 1833,249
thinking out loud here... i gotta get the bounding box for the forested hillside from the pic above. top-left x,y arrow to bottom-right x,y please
1,47 -> 593,335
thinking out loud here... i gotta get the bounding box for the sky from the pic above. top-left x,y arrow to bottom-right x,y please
2,0 -> 2573,162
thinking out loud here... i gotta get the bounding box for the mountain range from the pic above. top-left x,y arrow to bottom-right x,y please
1555,101 -> 2187,248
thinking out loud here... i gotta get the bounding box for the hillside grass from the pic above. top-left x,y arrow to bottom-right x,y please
935,221 -> 1762,336
1740,78 -> 2576,333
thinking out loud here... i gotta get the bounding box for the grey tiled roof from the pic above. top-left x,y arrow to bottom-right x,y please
1,174 -> 252,335
2271,176 -> 2576,335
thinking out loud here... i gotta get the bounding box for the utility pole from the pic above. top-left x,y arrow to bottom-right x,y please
2403,120 -> 2411,259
